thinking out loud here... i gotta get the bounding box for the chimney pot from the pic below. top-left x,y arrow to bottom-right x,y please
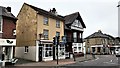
6,7 -> 11,12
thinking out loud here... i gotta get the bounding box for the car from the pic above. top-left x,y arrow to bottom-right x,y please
115,49 -> 120,57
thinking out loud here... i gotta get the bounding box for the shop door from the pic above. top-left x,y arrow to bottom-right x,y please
39,46 -> 42,61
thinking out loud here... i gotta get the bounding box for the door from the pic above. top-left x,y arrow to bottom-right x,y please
39,46 -> 42,61
53,46 -> 56,60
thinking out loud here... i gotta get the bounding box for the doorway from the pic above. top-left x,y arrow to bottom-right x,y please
39,46 -> 42,61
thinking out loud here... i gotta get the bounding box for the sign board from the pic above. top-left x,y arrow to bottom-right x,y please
0,39 -> 16,46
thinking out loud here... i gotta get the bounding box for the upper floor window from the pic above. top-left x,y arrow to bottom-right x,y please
56,32 -> 60,37
72,19 -> 82,28
56,20 -> 60,28
43,29 -> 49,39
43,17 -> 49,25
0,16 -> 2,32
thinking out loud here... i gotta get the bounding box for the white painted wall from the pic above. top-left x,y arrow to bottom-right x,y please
15,46 -> 36,61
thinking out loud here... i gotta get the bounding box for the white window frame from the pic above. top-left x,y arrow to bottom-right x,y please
43,44 -> 53,57
24,46 -> 29,53
43,17 -> 49,25
56,20 -> 60,28
43,29 -> 49,39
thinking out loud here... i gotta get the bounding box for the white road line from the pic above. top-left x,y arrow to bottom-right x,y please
103,62 -> 117,64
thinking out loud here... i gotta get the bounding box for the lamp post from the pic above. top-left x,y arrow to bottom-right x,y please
39,34 -> 43,45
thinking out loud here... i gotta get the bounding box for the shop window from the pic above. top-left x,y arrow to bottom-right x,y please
59,45 -> 65,56
44,44 -> 53,57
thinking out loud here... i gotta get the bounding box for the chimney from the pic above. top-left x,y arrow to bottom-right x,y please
52,8 -> 56,13
50,8 -> 57,16
6,7 -> 11,12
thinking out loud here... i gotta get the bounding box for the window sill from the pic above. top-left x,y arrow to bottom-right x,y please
0,31 -> 3,33
24,52 -> 28,54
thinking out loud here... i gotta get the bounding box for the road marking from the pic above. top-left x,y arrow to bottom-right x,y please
103,62 -> 117,65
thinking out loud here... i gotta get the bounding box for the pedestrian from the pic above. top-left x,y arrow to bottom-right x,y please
92,51 -> 96,59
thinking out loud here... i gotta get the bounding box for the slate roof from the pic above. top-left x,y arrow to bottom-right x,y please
24,3 -> 64,21
85,30 -> 109,39
0,6 -> 17,20
85,30 -> 115,40
64,12 -> 86,30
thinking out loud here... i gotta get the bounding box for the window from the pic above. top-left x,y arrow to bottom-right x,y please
43,29 -> 49,39
73,32 -> 77,42
59,45 -> 65,56
43,17 -> 48,25
56,20 -> 60,28
25,46 -> 29,53
44,44 -> 53,57
13,29 -> 16,35
0,16 -> 2,32
56,32 -> 60,37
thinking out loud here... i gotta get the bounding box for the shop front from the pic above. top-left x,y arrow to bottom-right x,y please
0,39 -> 16,66
38,40 -> 65,62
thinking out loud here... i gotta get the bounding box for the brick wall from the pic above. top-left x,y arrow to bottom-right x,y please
2,17 -> 16,39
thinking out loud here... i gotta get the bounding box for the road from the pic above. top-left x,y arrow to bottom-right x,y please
60,55 -> 120,68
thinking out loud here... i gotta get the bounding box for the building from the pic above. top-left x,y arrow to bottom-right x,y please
15,3 -> 65,62
64,12 -> 86,57
0,6 -> 17,66
85,30 -> 115,54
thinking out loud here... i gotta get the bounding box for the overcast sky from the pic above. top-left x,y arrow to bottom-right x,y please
0,0 -> 119,38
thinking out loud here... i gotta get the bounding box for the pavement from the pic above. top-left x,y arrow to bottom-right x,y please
13,54 -> 94,66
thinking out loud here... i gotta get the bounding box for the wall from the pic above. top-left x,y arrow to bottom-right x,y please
2,17 -> 16,39
37,14 -> 64,41
15,46 -> 36,61
16,4 -> 37,47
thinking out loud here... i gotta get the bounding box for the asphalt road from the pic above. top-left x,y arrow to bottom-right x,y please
60,55 -> 120,68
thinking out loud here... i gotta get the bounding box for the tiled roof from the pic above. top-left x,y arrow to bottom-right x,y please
0,6 -> 17,20
85,30 -> 109,39
64,12 -> 86,30
24,3 -> 64,21
85,30 -> 116,40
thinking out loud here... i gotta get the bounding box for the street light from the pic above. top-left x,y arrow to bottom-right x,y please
39,33 -> 43,45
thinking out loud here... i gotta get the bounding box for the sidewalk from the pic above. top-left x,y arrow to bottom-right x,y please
14,54 -> 94,66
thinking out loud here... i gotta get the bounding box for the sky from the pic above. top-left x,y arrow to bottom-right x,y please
0,0 -> 119,38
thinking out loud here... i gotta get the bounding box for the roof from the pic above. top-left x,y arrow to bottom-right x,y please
24,3 -> 64,21
64,12 -> 86,30
0,6 -> 17,20
85,30 -> 109,39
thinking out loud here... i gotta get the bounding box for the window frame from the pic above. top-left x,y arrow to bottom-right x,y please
44,44 -> 53,57
56,20 -> 60,28
43,29 -> 49,39
56,32 -> 60,37
43,17 -> 49,25
0,16 -> 3,33
24,46 -> 29,53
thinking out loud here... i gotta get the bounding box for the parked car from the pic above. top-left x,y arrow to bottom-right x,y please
74,52 -> 84,57
115,49 -> 120,57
